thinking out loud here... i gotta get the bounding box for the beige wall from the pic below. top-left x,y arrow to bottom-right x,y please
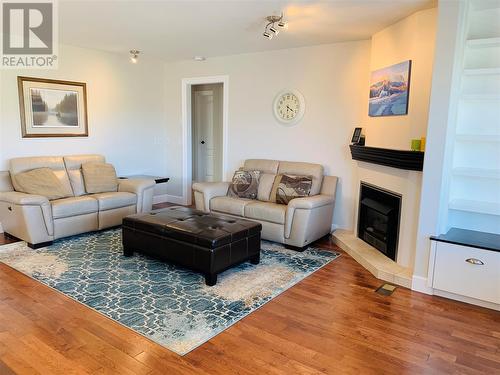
0,44 -> 168,177
164,41 -> 371,230
365,8 -> 437,149
350,8 -> 437,272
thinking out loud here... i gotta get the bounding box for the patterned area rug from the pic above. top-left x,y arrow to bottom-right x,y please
0,229 -> 339,355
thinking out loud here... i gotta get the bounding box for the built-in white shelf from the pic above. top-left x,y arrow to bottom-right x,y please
471,0 -> 500,12
449,199 -> 500,216
453,167 -> 500,179
463,67 -> 500,75
467,37 -> 500,49
455,134 -> 500,142
446,2 -> 500,234
460,94 -> 500,101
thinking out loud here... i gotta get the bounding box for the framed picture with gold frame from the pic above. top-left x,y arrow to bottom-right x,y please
17,76 -> 88,138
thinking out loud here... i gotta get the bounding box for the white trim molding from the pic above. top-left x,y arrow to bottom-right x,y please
411,275 -> 434,295
181,75 -> 229,206
434,289 -> 500,311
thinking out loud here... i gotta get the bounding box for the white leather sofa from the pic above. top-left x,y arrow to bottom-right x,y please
193,159 -> 338,250
0,154 -> 155,248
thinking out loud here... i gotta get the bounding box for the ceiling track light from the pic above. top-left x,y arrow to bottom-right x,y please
129,49 -> 140,63
263,13 -> 287,40
263,30 -> 273,39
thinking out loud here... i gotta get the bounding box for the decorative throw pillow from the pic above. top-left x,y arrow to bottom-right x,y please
82,162 -> 118,193
227,170 -> 261,199
273,174 -> 313,205
13,167 -> 70,200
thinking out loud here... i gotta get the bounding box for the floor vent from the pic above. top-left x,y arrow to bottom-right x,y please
375,283 -> 397,296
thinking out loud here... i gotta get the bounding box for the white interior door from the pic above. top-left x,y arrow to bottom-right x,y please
193,90 -> 215,182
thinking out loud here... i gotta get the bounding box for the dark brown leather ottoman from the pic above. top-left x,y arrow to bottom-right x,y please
121,207 -> 262,285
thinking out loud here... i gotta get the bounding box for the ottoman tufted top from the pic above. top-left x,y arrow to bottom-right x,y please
122,206 -> 262,249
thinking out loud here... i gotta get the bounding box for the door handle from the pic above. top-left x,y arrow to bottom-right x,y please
465,258 -> 484,265
200,141 -> 205,144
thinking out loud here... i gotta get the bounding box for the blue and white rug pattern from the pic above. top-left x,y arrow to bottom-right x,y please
0,229 -> 339,355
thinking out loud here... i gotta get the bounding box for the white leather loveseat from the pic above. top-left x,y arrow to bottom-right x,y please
0,154 -> 155,248
193,159 -> 338,250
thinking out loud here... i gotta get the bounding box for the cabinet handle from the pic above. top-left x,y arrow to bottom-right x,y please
466,258 -> 484,265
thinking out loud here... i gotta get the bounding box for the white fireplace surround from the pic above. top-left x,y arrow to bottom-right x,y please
333,160 -> 423,288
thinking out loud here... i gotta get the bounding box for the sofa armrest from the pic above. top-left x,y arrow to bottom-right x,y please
192,182 -> 230,212
285,194 -> 335,242
287,194 -> 334,210
0,191 -> 49,206
118,179 -> 155,213
0,191 -> 54,240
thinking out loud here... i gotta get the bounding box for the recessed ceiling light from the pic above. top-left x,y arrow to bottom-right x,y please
193,56 -> 206,61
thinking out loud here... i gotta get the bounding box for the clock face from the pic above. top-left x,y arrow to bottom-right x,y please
273,90 -> 305,125
277,93 -> 300,121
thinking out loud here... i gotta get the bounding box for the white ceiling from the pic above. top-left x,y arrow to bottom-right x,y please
59,0 -> 433,62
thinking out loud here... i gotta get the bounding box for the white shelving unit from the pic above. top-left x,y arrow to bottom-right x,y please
447,0 -> 500,233
455,134 -> 500,142
463,67 -> 500,75
449,199 -> 500,216
466,36 -> 500,48
452,167 -> 500,179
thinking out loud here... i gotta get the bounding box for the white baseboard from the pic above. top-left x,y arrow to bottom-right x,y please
0,222 -> 3,233
411,275 -> 434,295
153,194 -> 185,205
434,289 -> 500,311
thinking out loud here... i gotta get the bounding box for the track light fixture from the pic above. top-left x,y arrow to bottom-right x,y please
129,49 -> 140,63
263,13 -> 287,40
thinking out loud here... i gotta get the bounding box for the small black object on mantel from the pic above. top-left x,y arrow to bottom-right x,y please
351,127 -> 365,146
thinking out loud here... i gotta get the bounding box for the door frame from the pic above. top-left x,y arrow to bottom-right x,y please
181,75 -> 229,205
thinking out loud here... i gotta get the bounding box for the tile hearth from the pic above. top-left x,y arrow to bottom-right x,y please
332,229 -> 412,288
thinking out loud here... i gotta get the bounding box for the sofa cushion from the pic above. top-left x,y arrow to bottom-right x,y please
257,173 -> 276,202
227,170 -> 260,199
244,201 -> 286,224
10,156 -> 74,197
82,162 -> 118,193
13,168 -> 72,200
51,196 -> 98,219
90,192 -> 137,211
64,154 -> 105,196
211,196 -> 253,216
243,159 -> 279,174
278,161 -> 324,196
272,174 -> 313,205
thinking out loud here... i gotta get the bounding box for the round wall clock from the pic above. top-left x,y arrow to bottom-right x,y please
273,89 -> 305,126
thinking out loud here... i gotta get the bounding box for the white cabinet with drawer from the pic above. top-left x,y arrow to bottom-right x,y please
431,242 -> 500,305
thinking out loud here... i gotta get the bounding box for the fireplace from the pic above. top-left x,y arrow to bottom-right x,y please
357,182 -> 401,261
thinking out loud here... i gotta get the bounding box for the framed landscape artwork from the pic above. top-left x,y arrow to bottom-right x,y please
368,60 -> 412,117
18,76 -> 88,137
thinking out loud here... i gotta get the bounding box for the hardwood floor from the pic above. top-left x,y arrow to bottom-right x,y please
0,230 -> 499,374
0,233 -> 20,246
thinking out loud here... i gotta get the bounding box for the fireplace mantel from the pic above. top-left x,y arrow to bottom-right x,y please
350,145 -> 424,171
